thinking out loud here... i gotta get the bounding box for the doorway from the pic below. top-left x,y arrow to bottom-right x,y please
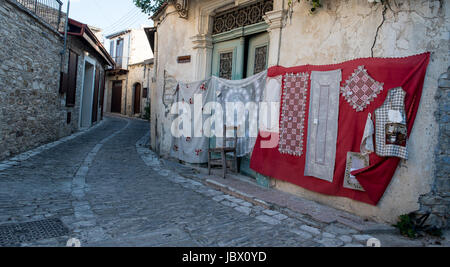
133,83 -> 141,114
111,81 -> 122,113
92,68 -> 100,124
212,32 -> 269,80
211,32 -> 270,179
80,61 -> 95,128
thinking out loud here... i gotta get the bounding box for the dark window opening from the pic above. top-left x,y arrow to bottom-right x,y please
143,88 -> 148,98
66,50 -> 78,107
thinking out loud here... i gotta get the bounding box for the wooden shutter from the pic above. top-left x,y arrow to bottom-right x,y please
109,40 -> 115,58
92,67 -> 100,123
59,71 -> 68,94
142,88 -> 148,98
99,71 -> 105,120
116,39 -> 123,68
66,50 -> 78,107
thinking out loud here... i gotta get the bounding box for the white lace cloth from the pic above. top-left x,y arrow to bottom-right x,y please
170,78 -> 214,163
212,71 -> 267,157
170,71 -> 268,161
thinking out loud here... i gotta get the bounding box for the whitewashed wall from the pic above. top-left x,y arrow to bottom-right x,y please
150,0 -> 450,223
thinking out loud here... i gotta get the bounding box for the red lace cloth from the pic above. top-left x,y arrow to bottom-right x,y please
250,53 -> 430,205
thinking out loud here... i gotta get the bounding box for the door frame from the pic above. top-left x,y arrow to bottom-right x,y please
212,22 -> 269,44
78,55 -> 97,129
211,21 -> 269,79
212,39 -> 243,80
246,32 -> 270,77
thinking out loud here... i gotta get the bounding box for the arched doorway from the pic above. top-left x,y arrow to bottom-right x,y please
133,83 -> 141,114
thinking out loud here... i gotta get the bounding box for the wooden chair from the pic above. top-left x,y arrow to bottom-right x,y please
208,125 -> 238,178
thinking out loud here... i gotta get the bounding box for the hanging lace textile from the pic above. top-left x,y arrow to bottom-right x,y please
304,69 -> 342,182
212,70 -> 267,157
250,53 -> 430,205
170,78 -> 214,164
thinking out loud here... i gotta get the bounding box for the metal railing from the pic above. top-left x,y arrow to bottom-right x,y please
16,0 -> 63,31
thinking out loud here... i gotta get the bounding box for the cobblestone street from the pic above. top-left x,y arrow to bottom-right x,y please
0,115 -> 446,247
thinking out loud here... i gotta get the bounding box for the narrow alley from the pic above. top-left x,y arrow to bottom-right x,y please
0,115 -> 443,247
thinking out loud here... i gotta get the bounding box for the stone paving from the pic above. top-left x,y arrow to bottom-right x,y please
0,115 -> 446,247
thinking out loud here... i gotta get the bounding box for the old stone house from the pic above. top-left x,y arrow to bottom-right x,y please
0,0 -> 113,160
105,28 -> 154,118
64,18 -> 115,129
148,0 -> 449,228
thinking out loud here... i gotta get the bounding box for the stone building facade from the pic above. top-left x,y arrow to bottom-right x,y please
104,59 -> 154,119
0,0 -> 113,161
0,0 -> 65,160
149,0 -> 450,227
418,67 -> 450,228
105,28 -> 154,118
63,20 -> 113,130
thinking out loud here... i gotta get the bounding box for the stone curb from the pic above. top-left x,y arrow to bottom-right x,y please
135,133 -> 444,246
205,179 -> 272,210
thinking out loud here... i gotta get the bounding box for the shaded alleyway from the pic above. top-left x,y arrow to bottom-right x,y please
0,115 -> 438,247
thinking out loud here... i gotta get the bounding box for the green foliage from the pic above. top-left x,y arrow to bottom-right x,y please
288,0 -> 322,13
393,214 -> 417,238
133,0 -> 166,15
394,213 -> 444,239
143,104 -> 151,121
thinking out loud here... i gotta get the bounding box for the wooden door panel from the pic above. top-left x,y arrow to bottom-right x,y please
212,38 -> 245,80
111,81 -> 122,113
134,83 -> 141,114
247,32 -> 269,77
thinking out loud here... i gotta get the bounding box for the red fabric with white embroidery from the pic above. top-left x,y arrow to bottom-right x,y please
250,53 -> 430,205
279,73 -> 309,157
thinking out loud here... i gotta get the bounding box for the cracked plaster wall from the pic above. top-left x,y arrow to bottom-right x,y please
274,0 -> 449,224
150,0 -> 449,224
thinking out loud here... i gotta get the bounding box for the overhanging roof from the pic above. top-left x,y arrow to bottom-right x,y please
144,27 -> 156,54
105,29 -> 131,40
65,18 -> 115,67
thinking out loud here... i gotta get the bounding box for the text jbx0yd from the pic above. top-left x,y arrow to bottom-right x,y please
182,251 -> 267,264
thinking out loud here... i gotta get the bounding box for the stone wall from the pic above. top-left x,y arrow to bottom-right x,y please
65,36 -> 107,130
105,63 -> 153,118
270,0 -> 449,225
125,63 -> 153,117
418,67 -> 450,229
150,0 -> 450,225
0,0 -> 107,161
0,0 -> 66,160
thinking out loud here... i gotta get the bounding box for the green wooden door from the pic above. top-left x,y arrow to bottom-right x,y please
241,33 -> 270,183
212,37 -> 245,80
210,38 -> 245,153
246,32 -> 270,77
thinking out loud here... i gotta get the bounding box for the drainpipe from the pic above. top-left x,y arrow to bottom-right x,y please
277,0 -> 285,66
124,32 -> 132,116
153,29 -> 159,152
60,0 -> 70,72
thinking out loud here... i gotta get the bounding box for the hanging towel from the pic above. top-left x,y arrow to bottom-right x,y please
374,87 -> 408,159
360,113 -> 375,155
